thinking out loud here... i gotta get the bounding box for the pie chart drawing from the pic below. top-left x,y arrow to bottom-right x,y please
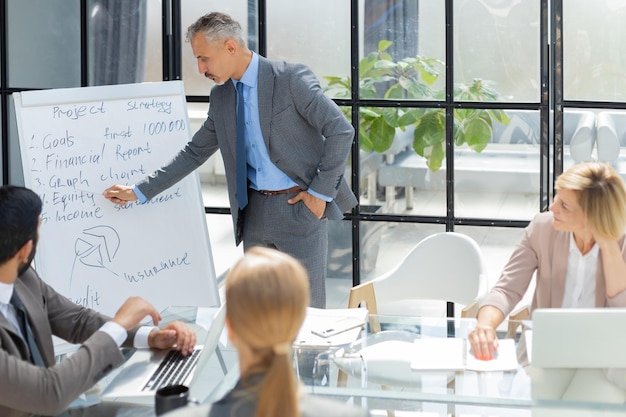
70,225 -> 121,289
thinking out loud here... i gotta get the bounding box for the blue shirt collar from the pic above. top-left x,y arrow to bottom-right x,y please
232,52 -> 259,89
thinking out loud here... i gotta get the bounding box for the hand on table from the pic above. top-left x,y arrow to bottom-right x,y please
468,324 -> 499,361
148,321 -> 197,355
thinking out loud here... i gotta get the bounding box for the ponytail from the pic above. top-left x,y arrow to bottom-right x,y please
225,247 -> 309,417
255,347 -> 298,417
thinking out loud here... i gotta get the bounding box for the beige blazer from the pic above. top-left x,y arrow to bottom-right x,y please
482,211 -> 626,317
0,267 -> 136,417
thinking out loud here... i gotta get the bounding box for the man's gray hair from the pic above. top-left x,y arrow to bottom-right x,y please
186,12 -> 245,45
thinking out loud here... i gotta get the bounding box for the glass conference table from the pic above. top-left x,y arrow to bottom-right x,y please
61,306 -> 626,417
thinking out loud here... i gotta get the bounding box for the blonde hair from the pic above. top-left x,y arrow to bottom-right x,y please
225,247 -> 309,417
555,162 -> 626,239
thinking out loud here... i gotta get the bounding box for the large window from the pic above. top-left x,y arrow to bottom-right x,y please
2,1 -> 626,307
563,0 -> 626,102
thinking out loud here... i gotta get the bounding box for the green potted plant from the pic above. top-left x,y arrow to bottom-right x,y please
324,40 -> 510,171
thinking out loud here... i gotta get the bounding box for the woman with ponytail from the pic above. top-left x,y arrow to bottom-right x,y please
165,247 -> 369,417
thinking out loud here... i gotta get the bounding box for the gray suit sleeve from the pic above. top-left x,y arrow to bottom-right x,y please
0,269 -> 128,416
137,113 -> 220,200
288,64 -> 355,199
0,331 -> 124,417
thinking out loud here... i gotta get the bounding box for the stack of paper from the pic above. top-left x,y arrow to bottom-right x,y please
294,307 -> 368,347
410,338 -> 519,372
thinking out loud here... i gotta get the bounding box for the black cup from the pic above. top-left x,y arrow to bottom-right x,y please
155,384 -> 190,416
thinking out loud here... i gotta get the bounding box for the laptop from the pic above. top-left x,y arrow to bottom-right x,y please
529,308 -> 626,403
100,304 -> 227,404
531,308 -> 626,368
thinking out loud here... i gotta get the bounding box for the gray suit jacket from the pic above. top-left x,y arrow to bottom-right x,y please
138,56 -> 357,243
482,211 -> 626,317
0,267 -> 137,417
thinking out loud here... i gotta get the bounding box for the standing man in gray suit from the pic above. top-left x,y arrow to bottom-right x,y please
0,185 -> 197,417
104,12 -> 357,308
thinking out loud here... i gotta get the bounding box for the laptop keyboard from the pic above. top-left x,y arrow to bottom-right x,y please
141,347 -> 203,392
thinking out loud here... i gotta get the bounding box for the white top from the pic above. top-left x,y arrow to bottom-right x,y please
562,233 -> 599,308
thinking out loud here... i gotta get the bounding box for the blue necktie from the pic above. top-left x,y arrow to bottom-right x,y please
235,81 -> 248,209
10,292 -> 46,367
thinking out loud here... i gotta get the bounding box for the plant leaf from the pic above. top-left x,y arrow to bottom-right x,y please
382,108 -> 401,128
464,117 -> 492,152
384,84 -> 405,100
360,107 -> 382,120
359,124 -> 373,152
487,109 -> 510,125
453,117 -> 465,147
369,116 -> 396,153
398,108 -> 425,126
412,110 -> 446,171
414,110 -> 445,146
427,141 -> 445,171
378,39 -> 393,52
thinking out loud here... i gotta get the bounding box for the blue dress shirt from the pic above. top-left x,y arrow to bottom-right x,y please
233,52 -> 331,202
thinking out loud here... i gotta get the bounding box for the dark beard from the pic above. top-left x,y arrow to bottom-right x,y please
17,236 -> 38,277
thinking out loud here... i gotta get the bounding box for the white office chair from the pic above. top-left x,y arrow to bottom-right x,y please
338,233 -> 489,417
348,232 -> 489,329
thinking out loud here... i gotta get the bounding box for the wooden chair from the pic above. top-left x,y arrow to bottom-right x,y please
506,305 -> 531,339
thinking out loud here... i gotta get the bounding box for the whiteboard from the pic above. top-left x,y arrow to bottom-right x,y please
14,81 -> 220,316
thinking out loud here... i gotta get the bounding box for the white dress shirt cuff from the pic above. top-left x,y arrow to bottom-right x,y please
134,325 -> 158,348
99,322 -> 157,348
99,321 -> 127,347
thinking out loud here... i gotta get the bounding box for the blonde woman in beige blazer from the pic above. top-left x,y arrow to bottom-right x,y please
470,162 -> 626,361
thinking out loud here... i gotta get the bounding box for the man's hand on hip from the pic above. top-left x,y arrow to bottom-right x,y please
288,191 -> 325,218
